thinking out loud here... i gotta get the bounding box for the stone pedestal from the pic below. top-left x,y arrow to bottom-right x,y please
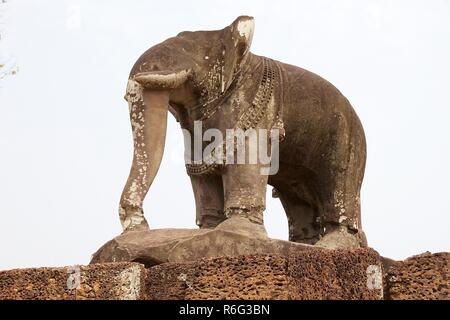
0,228 -> 447,300
90,228 -> 314,266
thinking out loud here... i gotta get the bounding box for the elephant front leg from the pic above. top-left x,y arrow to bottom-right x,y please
190,175 -> 225,228
216,164 -> 269,238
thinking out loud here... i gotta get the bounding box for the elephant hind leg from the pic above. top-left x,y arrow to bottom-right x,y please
316,176 -> 367,248
274,183 -> 321,245
190,174 -> 225,228
315,124 -> 367,247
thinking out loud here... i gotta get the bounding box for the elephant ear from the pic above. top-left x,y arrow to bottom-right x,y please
229,15 -> 254,57
220,16 -> 255,90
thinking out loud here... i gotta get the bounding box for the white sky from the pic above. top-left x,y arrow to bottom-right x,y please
0,0 -> 449,270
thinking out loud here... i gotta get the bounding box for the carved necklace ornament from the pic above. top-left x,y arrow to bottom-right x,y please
189,50 -> 244,122
186,57 -> 284,176
237,58 -> 276,130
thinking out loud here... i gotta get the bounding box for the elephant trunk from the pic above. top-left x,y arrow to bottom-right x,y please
119,80 -> 169,231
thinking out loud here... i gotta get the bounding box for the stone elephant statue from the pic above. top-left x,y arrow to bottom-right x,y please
119,16 -> 367,248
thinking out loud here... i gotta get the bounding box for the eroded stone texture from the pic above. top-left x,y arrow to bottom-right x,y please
1,250 -> 448,300
145,261 -> 198,300
185,255 -> 290,300
145,248 -> 383,300
144,255 -> 290,300
0,262 -> 145,300
386,252 -> 449,300
288,248 -> 383,300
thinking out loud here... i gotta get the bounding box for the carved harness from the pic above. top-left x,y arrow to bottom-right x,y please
185,57 -> 284,176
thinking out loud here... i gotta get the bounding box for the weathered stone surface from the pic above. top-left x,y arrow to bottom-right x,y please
2,250 -> 447,300
146,255 -> 290,300
145,261 -> 199,300
91,228 -> 313,266
90,229 -> 210,266
145,248 -> 383,300
168,229 -> 313,263
0,262 -> 146,300
385,252 -> 449,300
288,248 -> 383,299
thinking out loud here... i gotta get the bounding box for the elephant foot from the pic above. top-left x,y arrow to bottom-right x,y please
197,211 -> 226,229
314,224 -> 362,249
216,208 -> 268,239
120,208 -> 150,233
123,220 -> 150,233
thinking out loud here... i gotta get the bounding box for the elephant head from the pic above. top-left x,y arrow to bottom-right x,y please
119,16 -> 255,231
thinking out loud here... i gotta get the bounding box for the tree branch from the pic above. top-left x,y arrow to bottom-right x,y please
0,0 -> 17,81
